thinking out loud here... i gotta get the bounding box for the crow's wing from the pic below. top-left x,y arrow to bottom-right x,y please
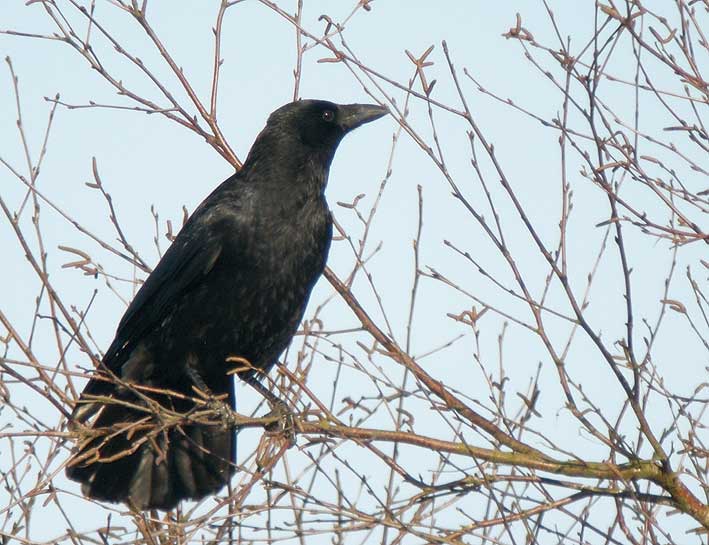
103,225 -> 223,370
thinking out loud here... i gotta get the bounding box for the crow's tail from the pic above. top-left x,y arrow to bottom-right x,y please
66,382 -> 235,511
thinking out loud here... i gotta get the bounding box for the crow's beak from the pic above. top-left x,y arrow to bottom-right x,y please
339,103 -> 388,132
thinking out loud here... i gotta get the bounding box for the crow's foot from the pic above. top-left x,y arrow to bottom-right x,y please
264,399 -> 296,448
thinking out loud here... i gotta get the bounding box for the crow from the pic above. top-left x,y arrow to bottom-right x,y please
66,99 -> 387,510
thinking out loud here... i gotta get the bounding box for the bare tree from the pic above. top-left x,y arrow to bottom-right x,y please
1,1 -> 707,544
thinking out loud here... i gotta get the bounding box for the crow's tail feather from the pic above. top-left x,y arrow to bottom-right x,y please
66,383 -> 235,511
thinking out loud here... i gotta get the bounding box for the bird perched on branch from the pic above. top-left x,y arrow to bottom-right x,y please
66,99 -> 388,510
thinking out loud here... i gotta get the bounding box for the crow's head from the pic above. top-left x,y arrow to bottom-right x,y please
240,99 -> 387,188
267,99 -> 387,149
242,99 -> 386,167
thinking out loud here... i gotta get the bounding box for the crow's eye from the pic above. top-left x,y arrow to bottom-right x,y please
322,110 -> 335,122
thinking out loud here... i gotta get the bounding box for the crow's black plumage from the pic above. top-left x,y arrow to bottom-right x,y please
66,99 -> 387,510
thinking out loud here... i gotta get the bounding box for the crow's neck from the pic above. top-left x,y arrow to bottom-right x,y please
240,132 -> 335,197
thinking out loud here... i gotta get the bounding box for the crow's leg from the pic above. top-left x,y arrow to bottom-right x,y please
245,376 -> 296,447
245,375 -> 284,407
185,366 -> 234,429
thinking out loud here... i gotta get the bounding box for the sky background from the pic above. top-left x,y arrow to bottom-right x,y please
1,1 -> 707,543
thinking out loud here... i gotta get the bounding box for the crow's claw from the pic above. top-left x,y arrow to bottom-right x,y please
264,399 -> 296,447
205,397 -> 234,430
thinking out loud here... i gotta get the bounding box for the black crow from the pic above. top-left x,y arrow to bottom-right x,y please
66,99 -> 387,510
